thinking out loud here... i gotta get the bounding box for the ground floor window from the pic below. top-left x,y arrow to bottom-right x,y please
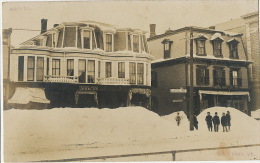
18,56 -> 24,81
52,59 -> 60,75
67,59 -> 74,76
37,57 -> 44,81
27,56 -> 35,81
88,60 -> 95,83
129,62 -> 136,84
137,63 -> 144,84
78,59 -> 86,83
118,62 -> 125,78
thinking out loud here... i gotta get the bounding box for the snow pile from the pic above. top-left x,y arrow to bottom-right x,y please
197,107 -> 260,135
4,107 -> 179,147
161,111 -> 189,132
251,109 -> 260,119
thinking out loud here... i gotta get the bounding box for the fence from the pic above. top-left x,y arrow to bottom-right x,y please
38,143 -> 260,162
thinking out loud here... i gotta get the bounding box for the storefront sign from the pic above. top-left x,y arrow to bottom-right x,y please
172,99 -> 183,103
170,88 -> 187,93
79,86 -> 98,91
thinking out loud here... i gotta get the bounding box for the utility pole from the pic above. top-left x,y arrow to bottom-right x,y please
189,27 -> 194,131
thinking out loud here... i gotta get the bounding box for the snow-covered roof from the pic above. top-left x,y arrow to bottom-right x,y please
8,87 -> 50,104
226,38 -> 240,43
210,33 -> 224,41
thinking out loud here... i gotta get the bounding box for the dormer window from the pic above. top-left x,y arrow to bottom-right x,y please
195,35 -> 207,56
210,33 -> 224,58
227,39 -> 239,59
161,39 -> 173,59
82,30 -> 91,49
133,35 -> 140,53
105,33 -> 113,52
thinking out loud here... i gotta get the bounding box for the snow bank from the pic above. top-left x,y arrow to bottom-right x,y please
161,111 -> 189,132
197,107 -> 260,135
251,109 -> 260,119
4,107 -> 179,147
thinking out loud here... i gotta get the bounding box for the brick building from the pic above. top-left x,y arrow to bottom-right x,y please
8,20 -> 152,109
148,26 -> 252,116
213,12 -> 259,112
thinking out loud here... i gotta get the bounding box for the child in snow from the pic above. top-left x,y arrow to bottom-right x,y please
205,112 -> 213,132
221,113 -> 228,132
175,112 -> 182,126
193,115 -> 198,130
226,111 -> 231,131
213,112 -> 220,132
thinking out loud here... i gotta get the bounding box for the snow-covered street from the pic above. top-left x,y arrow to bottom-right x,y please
4,107 -> 260,161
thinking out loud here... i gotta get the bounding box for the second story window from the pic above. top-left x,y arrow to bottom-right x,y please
82,30 -> 91,49
67,59 -> 74,76
52,59 -> 60,76
105,62 -> 112,78
87,60 -> 95,83
213,67 -> 226,86
118,62 -> 125,78
212,39 -> 223,57
161,39 -> 173,59
27,56 -> 35,81
133,35 -> 140,53
227,39 -> 239,59
230,69 -> 242,87
105,34 -> 113,52
196,66 -> 209,85
196,39 -> 206,55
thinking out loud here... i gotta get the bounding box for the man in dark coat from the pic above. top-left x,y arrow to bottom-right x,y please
205,112 -> 213,132
221,113 -> 228,132
175,112 -> 182,126
213,112 -> 220,132
193,115 -> 198,130
226,111 -> 231,131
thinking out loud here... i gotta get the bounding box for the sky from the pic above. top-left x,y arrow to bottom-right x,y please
2,0 -> 259,46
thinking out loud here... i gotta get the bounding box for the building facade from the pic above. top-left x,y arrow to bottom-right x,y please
148,26 -> 251,116
8,20 -> 152,109
213,12 -> 259,112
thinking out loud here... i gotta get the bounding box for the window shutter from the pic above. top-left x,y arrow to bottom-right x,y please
196,68 -> 200,85
222,69 -> 226,86
205,69 -> 209,85
238,70 -> 242,87
229,70 -> 233,86
213,69 -> 216,86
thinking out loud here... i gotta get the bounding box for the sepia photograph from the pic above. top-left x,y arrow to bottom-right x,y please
1,0 -> 260,162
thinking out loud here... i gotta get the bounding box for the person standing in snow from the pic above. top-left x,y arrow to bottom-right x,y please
226,111 -> 231,131
193,115 -> 198,130
205,112 -> 213,131
213,112 -> 220,132
175,112 -> 182,126
221,113 -> 228,132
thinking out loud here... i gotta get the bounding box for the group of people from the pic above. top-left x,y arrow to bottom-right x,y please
175,111 -> 231,132
205,111 -> 231,132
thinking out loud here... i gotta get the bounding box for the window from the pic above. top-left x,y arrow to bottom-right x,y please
129,62 -> 136,84
27,56 -> 35,81
196,66 -> 209,85
106,62 -> 112,78
105,34 -> 112,52
47,58 -> 49,75
212,39 -> 223,57
83,30 -> 91,49
133,35 -> 139,53
67,59 -> 74,76
213,67 -> 225,86
137,63 -> 144,85
161,39 -> 172,59
18,56 -> 24,81
230,69 -> 242,87
196,39 -> 206,55
228,41 -> 239,59
118,62 -> 125,78
78,59 -> 86,83
151,70 -> 158,88
52,59 -> 60,75
87,60 -> 95,83
98,61 -> 101,78
37,57 -> 44,81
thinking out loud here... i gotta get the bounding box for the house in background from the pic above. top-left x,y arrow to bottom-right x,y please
2,28 -> 12,110
8,19 -> 152,109
148,25 -> 252,116
213,11 -> 259,112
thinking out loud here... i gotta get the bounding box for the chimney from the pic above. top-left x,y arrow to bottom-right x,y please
209,26 -> 215,30
149,24 -> 156,38
41,19 -> 48,34
53,24 -> 59,28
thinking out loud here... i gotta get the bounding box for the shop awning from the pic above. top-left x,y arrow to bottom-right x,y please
8,87 -> 50,104
199,90 -> 250,101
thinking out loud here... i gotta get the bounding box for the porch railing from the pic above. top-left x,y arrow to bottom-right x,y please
44,75 -> 79,83
97,77 -> 130,85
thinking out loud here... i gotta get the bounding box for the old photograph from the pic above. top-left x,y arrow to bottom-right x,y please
1,0 -> 260,162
